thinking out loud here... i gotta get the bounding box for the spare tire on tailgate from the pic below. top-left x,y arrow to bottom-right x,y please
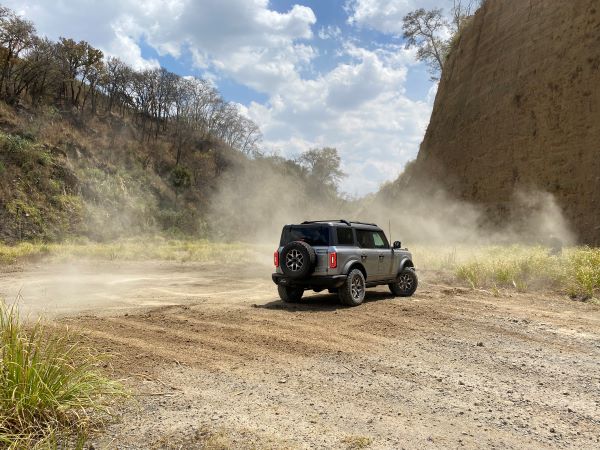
280,241 -> 316,279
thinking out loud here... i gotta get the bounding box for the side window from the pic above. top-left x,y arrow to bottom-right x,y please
373,231 -> 389,249
336,228 -> 354,246
356,229 -> 374,248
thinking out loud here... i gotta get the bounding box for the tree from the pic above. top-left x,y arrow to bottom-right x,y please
451,0 -> 483,33
102,56 -> 133,115
0,4 -> 265,157
8,36 -> 53,103
402,8 -> 448,81
0,7 -> 35,101
55,38 -> 103,110
298,147 -> 345,198
403,1 -> 483,80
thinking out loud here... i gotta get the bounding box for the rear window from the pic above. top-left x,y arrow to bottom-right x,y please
336,227 -> 354,246
280,226 -> 330,246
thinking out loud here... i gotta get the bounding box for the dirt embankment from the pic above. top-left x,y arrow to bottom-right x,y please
4,261 -> 596,448
407,0 -> 600,244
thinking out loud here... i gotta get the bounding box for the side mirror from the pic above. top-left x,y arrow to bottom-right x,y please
393,241 -> 402,249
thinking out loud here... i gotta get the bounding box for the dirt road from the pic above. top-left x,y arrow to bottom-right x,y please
1,261 -> 599,449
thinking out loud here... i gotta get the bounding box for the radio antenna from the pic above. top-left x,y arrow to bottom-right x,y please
388,219 -> 392,244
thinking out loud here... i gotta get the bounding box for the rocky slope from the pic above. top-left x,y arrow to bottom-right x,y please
410,0 -> 600,244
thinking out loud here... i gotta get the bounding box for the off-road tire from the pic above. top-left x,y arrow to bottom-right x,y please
389,268 -> 418,297
278,285 -> 304,303
339,269 -> 366,306
280,241 -> 316,279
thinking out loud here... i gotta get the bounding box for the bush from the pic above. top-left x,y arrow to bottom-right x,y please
0,301 -> 125,447
170,166 -> 192,190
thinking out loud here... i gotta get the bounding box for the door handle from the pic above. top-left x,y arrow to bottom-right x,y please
379,255 -> 385,260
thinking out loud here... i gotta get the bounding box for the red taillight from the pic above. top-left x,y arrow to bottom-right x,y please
329,252 -> 337,269
274,250 -> 280,267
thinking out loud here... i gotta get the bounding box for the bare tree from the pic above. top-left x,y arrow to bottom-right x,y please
239,118 -> 262,156
402,9 -> 448,80
451,0 -> 483,32
403,1 -> 483,80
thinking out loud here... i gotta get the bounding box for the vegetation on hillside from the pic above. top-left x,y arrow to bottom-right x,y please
0,4 -> 348,243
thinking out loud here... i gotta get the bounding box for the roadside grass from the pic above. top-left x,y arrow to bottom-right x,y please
0,237 -> 267,267
414,245 -> 600,299
0,301 -> 126,448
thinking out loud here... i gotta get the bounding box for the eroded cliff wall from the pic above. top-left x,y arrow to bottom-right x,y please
412,0 -> 600,244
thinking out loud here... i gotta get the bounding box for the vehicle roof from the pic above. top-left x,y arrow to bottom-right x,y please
286,220 -> 382,230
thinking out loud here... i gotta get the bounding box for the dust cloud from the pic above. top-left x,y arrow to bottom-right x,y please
208,162 -> 576,248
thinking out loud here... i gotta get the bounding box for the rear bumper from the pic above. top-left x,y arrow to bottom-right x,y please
272,273 -> 347,289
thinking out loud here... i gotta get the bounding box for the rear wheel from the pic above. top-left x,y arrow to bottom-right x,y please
339,269 -> 366,306
389,268 -> 418,297
278,285 -> 304,303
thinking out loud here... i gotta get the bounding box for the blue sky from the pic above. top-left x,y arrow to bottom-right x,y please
12,0 -> 453,195
136,1 -> 435,106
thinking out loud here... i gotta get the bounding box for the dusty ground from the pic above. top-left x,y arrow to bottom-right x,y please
1,261 -> 599,449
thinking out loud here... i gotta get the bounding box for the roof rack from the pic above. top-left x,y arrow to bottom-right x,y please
300,220 -> 379,227
349,221 -> 378,227
301,219 -> 351,226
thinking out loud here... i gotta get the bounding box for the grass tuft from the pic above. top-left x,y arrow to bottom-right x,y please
0,301 -> 125,448
341,435 -> 373,449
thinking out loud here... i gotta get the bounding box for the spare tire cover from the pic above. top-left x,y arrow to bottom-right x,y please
280,241 -> 316,279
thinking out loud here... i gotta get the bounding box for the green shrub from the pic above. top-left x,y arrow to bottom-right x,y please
0,133 -> 30,153
170,166 -> 192,190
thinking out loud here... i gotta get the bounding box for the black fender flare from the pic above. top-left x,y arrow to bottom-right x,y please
343,259 -> 367,280
398,258 -> 415,275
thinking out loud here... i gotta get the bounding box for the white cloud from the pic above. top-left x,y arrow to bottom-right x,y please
318,25 -> 342,40
7,0 -> 316,78
245,45 -> 432,195
345,0 -> 445,35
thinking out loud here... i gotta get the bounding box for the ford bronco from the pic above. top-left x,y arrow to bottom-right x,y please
272,220 -> 417,306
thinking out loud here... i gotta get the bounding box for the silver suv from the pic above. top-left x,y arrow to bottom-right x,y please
272,220 -> 417,306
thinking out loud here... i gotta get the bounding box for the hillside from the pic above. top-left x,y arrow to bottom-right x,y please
396,0 -> 600,245
0,103 -> 230,242
0,4 -> 347,244
0,103 -> 346,243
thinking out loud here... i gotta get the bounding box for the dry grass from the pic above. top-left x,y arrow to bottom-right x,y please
0,301 -> 126,448
414,245 -> 600,299
0,238 -> 268,267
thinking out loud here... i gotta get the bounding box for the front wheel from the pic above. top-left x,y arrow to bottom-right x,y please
389,268 -> 418,297
278,285 -> 304,303
339,269 -> 366,306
